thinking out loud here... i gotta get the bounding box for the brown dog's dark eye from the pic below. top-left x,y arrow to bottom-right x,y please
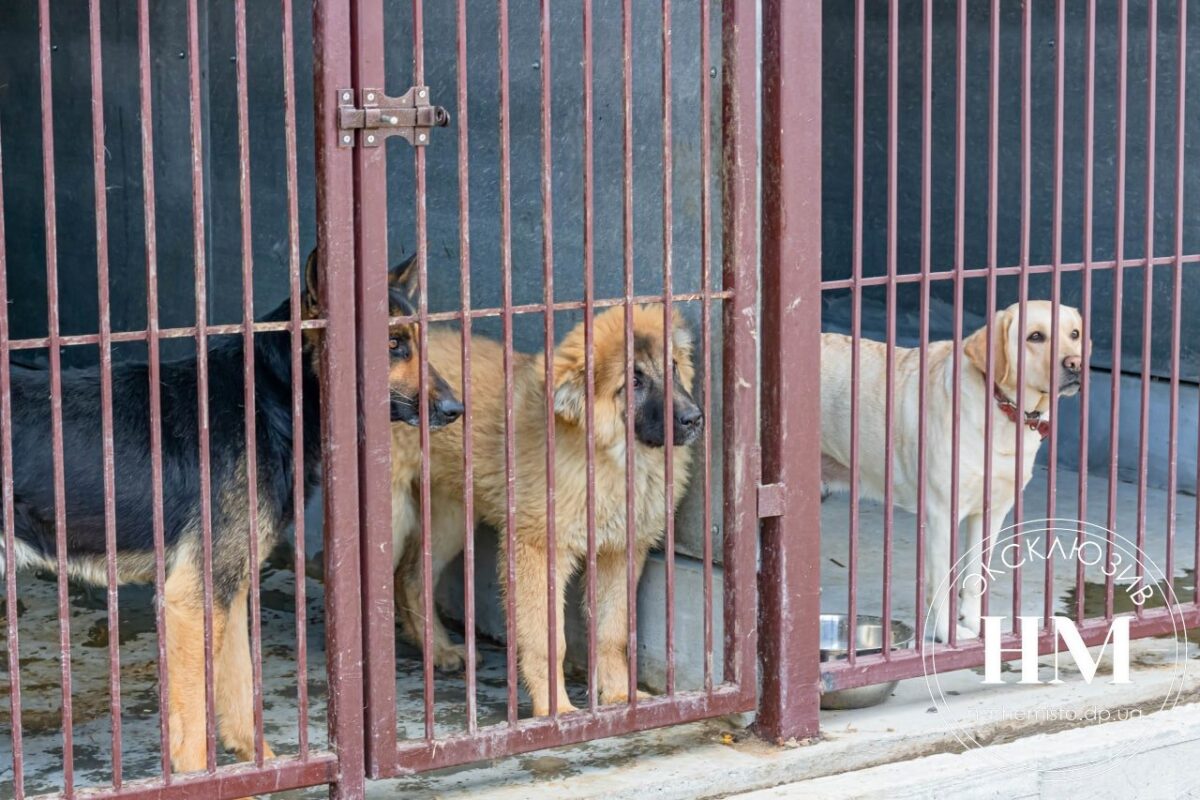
389,337 -> 400,351
1027,331 -> 1045,343
1071,329 -> 1080,340
632,369 -> 645,390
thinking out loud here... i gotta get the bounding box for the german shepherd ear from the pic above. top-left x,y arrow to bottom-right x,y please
964,307 -> 1013,388
303,248 -> 320,317
388,253 -> 419,300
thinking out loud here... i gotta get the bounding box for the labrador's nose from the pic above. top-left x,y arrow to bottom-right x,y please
1062,355 -> 1082,374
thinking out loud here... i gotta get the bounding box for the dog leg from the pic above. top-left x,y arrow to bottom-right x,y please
215,581 -> 275,762
595,544 -> 652,706
507,536 -> 576,717
392,494 -> 424,650
957,514 -> 985,638
164,560 -> 225,773
390,477 -> 418,573
399,501 -> 474,671
958,508 -> 1007,637
923,510 -> 977,643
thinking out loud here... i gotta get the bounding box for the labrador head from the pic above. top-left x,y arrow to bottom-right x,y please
552,304 -> 703,450
964,300 -> 1087,402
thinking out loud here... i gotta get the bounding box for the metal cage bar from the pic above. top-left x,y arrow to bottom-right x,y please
756,0 -> 822,744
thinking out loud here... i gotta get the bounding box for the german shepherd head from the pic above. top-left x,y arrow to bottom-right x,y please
553,304 -> 703,449
303,250 -> 462,427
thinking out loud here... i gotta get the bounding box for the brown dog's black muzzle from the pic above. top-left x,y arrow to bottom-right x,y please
673,400 -> 704,445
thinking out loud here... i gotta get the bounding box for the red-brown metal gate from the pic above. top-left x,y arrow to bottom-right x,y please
770,0 -> 1200,745
350,0 -> 762,779
0,1 -> 366,798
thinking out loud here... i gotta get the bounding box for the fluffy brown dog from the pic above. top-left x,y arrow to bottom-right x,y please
392,304 -> 702,714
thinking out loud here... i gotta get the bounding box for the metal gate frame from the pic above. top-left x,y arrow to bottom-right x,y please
760,0 -> 1200,744
347,0 -> 763,779
2,0 -> 813,795
0,1 -> 365,798
755,0 -> 824,746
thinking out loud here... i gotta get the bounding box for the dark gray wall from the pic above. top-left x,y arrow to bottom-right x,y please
0,1 -> 317,365
822,0 -> 1200,382
0,1 -> 724,559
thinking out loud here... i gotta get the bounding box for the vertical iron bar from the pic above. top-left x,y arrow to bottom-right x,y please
184,0 -> 215,774
882,0 -> 898,656
455,0 -> 479,732
756,0 -> 822,744
948,0 -> 967,644
583,0 -> 599,713
0,113 -> 25,800
281,0 -> 309,761
39,0 -> 76,789
1011,0 -> 1033,631
1076,0 -> 1097,623
1044,0 -> 1066,627
622,0 -> 639,705
313,0 -> 367,794
660,0 -> 677,698
233,0 -> 267,763
87,0 -> 123,785
699,0 -> 714,695
720,0 -> 760,693
497,0 -> 519,725
914,0 -> 935,658
1135,0 -> 1158,615
981,0 -> 1000,626
350,0 -> 395,773
847,0 -> 863,663
1107,0 -> 1130,620
538,0 -> 559,719
1170,0 -> 1188,598
412,0 -> 438,745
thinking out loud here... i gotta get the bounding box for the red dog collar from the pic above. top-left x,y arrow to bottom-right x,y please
993,385 -> 1050,440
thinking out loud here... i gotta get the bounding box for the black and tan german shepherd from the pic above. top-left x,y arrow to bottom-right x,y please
0,250 -> 461,771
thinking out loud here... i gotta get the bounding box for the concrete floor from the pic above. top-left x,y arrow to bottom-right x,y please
1,462 -> 1197,797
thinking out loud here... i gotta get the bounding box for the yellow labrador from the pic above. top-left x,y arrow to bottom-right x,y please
820,301 -> 1086,642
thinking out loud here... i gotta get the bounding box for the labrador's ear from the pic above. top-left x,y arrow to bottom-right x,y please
964,307 -> 1013,388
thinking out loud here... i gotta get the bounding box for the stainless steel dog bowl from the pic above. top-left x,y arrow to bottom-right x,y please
819,614 -> 915,710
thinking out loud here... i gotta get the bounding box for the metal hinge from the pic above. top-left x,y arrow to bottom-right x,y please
336,86 -> 449,148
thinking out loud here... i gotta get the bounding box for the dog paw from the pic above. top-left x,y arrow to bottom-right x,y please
431,642 -> 479,673
601,688 -> 653,706
954,623 -> 979,641
532,694 -> 579,717
228,741 -> 276,764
